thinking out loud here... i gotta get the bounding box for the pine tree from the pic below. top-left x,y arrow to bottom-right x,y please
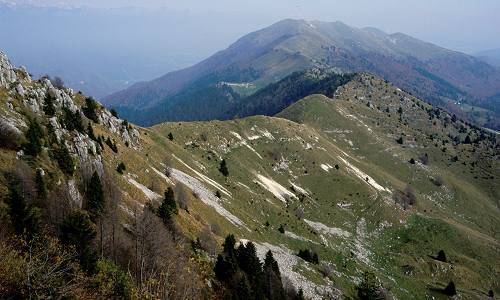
237,242 -> 264,298
43,93 -> 56,117
219,159 -> 229,177
23,119 -> 43,157
263,250 -> 285,300
87,171 -> 105,220
223,234 -> 237,256
54,142 -> 75,176
60,210 -> 97,273
7,182 -> 41,240
464,135 -> 472,144
61,106 -> 84,132
167,132 -> 174,141
443,281 -> 456,296
436,250 -> 447,262
116,162 -> 126,174
82,97 -> 100,123
157,187 -> 177,224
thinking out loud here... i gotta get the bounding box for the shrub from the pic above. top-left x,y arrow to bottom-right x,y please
297,249 -> 319,264
110,109 -> 118,118
431,176 -> 444,187
409,158 -> 416,164
356,271 -> 382,300
0,119 -> 21,149
167,132 -> 174,141
116,162 -> 126,174
396,136 -> 404,144
51,76 -> 65,89
105,137 -> 118,153
175,183 -> 190,211
93,258 -> 132,299
278,224 -> 285,234
82,97 -> 100,123
419,153 -> 429,165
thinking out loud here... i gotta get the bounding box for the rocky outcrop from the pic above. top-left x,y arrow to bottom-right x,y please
0,51 -> 17,87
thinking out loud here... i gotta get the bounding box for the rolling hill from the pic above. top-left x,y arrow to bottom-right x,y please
104,19 -> 500,130
3,50 -> 497,298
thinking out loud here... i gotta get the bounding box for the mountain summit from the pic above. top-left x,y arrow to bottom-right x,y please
104,19 -> 500,129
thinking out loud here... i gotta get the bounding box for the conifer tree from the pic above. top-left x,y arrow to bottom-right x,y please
60,210 -> 97,272
87,171 -> 105,220
443,281 -> 456,296
23,119 -> 43,157
43,93 -> 56,116
83,97 -> 100,123
436,250 -> 447,262
219,159 -> 229,177
263,250 -> 285,300
54,142 -> 75,175
157,187 -> 177,224
7,182 -> 41,240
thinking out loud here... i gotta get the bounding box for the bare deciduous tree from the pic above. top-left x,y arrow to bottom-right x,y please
175,183 -> 190,211
0,119 -> 21,150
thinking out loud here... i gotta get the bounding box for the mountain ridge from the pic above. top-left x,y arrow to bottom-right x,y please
104,19 -> 500,130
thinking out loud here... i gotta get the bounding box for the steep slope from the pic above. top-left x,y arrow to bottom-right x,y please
2,51 -> 499,299
151,75 -> 499,298
105,19 -> 500,129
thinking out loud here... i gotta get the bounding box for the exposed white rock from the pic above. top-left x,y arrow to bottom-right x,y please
304,219 -> 351,238
338,157 -> 391,193
0,51 -> 17,87
285,231 -> 317,244
289,181 -> 309,196
230,131 -> 263,159
126,175 -> 162,201
151,166 -> 175,185
320,163 -> 333,172
170,168 -> 249,230
67,179 -> 83,208
172,154 -> 231,197
254,174 -> 297,203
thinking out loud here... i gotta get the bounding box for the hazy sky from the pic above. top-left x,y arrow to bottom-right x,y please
8,0 -> 499,53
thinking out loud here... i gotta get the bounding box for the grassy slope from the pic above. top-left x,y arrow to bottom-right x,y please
2,68 -> 498,298
150,75 -> 499,298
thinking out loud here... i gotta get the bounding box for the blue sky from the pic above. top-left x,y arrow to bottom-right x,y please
5,0 -> 499,52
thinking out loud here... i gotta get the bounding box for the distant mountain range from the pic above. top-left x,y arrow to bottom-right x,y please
475,48 -> 500,68
104,19 -> 500,129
